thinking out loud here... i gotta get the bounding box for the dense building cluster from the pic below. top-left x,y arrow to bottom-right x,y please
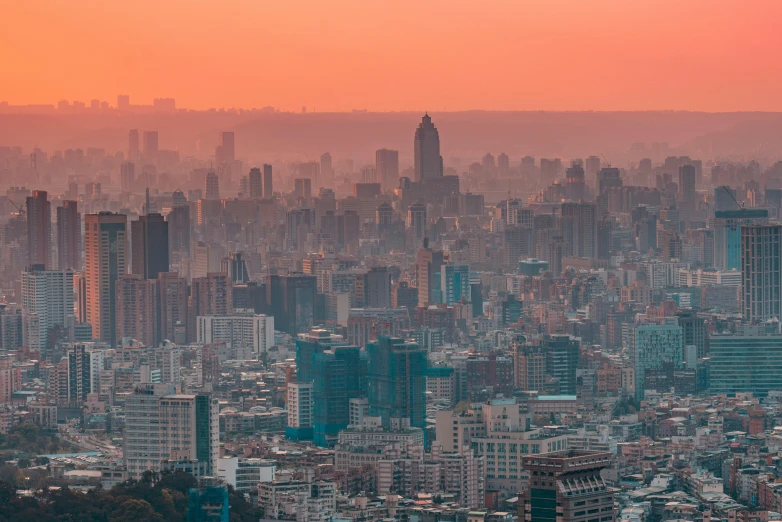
5,108 -> 782,521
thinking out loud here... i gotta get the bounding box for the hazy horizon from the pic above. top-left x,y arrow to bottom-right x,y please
4,0 -> 782,112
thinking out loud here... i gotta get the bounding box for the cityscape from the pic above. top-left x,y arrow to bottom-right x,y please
4,2 -> 782,522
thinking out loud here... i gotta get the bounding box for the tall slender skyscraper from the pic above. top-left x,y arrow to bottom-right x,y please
263,164 -> 273,198
85,212 -> 127,346
56,200 -> 81,271
128,130 -> 140,160
741,224 -> 782,323
413,113 -> 442,182
120,162 -> 135,193
26,190 -> 51,269
131,213 -> 169,280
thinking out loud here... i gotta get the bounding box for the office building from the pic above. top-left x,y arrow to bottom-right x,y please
440,263 -> 470,306
248,167 -> 263,198
263,164 -> 273,198
407,201 -> 427,241
56,200 -> 81,271
21,266 -> 74,351
519,450 -> 614,522
711,327 -> 782,397
376,148 -> 399,190
26,190 -> 51,269
320,153 -> 333,182
367,336 -> 427,430
166,198 -> 191,260
543,334 -> 580,396
741,224 -> 782,323
131,213 -> 169,280
676,309 -> 708,360
218,131 -> 235,164
85,212 -> 128,346
634,319 -> 683,400
142,131 -> 158,160
415,245 -> 445,307
128,129 -> 140,159
120,162 -> 135,192
266,273 -> 316,335
713,208 -> 768,270
365,266 -> 392,308
205,171 -> 220,200
413,113 -> 442,181
115,275 -> 158,347
679,164 -> 696,205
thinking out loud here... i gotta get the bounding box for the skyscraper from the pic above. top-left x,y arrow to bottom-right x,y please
320,152 -> 333,183
714,208 -> 768,270
205,171 -> 220,200
157,272 -> 188,345
413,113 -> 442,182
115,274 -> 158,346
312,345 -> 366,447
710,327 -> 782,397
248,167 -> 263,198
142,131 -> 159,161
407,201 -> 427,241
21,266 -> 74,351
120,162 -> 135,192
678,164 -> 696,206
367,336 -> 427,429
56,200 -> 81,271
542,334 -> 580,396
560,202 -> 599,259
741,224 -> 782,323
376,148 -> 400,190
263,164 -> 273,198
26,190 -> 51,269
634,319 -> 684,400
218,131 -> 235,164
266,274 -> 316,335
167,193 -> 191,260
85,212 -> 127,346
416,245 -> 445,307
131,213 -> 169,280
128,129 -> 140,159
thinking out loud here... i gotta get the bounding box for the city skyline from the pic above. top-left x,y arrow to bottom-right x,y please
3,1 -> 782,112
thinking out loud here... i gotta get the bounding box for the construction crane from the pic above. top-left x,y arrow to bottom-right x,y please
720,185 -> 745,210
600,153 -> 611,168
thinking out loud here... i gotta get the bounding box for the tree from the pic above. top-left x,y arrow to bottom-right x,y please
110,499 -> 164,522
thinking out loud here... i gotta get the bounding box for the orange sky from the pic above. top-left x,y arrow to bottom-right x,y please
2,0 -> 780,112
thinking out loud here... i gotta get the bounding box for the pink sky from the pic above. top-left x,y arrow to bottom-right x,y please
1,0 -> 780,112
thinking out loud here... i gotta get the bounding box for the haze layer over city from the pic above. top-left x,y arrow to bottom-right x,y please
2,2 -> 782,521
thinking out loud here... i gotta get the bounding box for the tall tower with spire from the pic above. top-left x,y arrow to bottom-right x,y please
413,113 -> 442,182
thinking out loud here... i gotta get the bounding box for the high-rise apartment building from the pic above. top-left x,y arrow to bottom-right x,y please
560,202 -> 599,259
124,385 -> 218,479
312,346 -> 366,447
413,114 -> 442,181
542,334 -> 580,396
415,246 -> 445,307
157,272 -> 188,345
21,266 -> 74,351
84,212 -> 128,346
131,213 -> 169,280
376,148 -> 400,190
367,336 -> 427,430
56,200 -> 81,271
26,190 -> 51,269
128,129 -> 140,159
120,162 -> 135,192
166,194 -> 191,260
678,164 -> 696,205
741,224 -> 782,323
191,273 -> 233,317
218,131 -> 235,164
115,274 -> 158,347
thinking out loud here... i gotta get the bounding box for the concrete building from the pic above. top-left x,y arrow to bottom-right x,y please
196,314 -> 274,358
